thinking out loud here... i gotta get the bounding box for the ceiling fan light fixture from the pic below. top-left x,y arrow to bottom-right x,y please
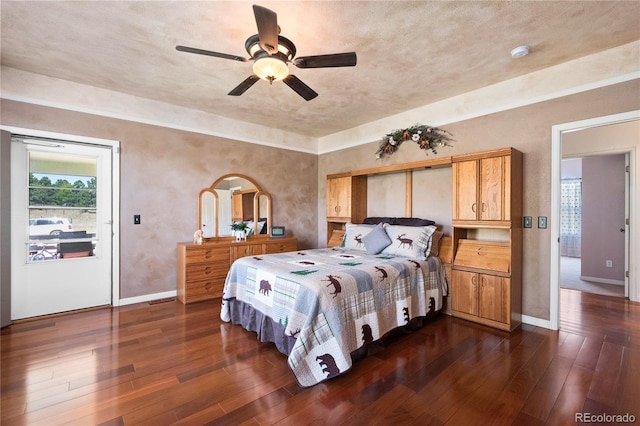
253,56 -> 289,82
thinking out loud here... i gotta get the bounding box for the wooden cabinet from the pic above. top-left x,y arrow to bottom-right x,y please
451,148 -> 522,331
326,175 -> 367,244
326,175 -> 367,222
451,270 -> 510,324
177,237 -> 297,304
452,148 -> 520,227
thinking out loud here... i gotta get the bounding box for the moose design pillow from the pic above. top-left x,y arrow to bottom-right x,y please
342,223 -> 377,251
381,224 -> 437,260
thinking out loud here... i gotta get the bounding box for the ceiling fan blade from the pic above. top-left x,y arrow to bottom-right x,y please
283,75 -> 318,101
228,75 -> 261,96
252,5 -> 279,55
293,52 -> 357,68
176,45 -> 248,62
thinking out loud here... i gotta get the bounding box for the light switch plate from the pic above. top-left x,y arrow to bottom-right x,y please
538,216 -> 547,229
523,216 -> 532,228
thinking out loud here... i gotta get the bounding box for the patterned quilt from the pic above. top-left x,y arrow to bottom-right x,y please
220,247 -> 448,387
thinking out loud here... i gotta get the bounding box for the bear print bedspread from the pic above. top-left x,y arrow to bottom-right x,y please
220,247 -> 448,387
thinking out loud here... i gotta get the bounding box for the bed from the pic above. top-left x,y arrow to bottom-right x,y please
220,219 -> 449,387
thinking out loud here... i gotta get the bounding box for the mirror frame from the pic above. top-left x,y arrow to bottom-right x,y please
198,173 -> 272,240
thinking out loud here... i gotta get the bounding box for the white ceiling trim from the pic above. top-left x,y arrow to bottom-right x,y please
1,41 -> 638,156
317,41 -> 640,154
0,67 -> 318,154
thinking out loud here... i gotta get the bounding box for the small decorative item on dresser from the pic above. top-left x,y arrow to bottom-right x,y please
193,229 -> 203,245
231,222 -> 249,241
270,226 -> 286,238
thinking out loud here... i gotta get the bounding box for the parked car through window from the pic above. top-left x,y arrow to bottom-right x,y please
29,217 -> 73,236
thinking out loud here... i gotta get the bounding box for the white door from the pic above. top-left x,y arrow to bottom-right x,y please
11,137 -> 114,319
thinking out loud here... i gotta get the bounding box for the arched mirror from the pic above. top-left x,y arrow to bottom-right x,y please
198,174 -> 272,239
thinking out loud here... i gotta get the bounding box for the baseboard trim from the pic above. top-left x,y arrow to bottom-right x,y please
580,276 -> 625,286
117,290 -> 177,307
522,314 -> 555,330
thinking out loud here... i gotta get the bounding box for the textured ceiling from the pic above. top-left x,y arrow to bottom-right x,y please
2,1 -> 639,138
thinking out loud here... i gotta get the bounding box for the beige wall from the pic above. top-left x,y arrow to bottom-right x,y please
1,100 -> 318,299
319,79 -> 640,321
2,79 -> 638,317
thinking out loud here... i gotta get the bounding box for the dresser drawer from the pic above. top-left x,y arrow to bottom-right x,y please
184,278 -> 225,302
185,262 -> 229,281
266,240 -> 297,253
184,246 -> 230,263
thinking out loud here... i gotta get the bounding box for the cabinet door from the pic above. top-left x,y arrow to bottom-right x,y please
451,270 -> 478,316
232,193 -> 243,222
478,274 -> 509,324
453,160 -> 478,220
326,177 -> 351,218
231,244 -> 263,263
479,156 -> 508,221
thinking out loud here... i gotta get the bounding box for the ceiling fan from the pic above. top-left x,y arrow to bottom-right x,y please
176,4 -> 357,101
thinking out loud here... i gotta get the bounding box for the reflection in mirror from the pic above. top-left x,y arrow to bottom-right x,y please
199,190 -> 216,238
216,176 -> 256,236
198,174 -> 271,239
255,192 -> 272,237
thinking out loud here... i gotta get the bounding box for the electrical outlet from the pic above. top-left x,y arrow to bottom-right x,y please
606,260 -> 613,268
523,216 -> 532,228
134,214 -> 141,225
538,216 -> 547,229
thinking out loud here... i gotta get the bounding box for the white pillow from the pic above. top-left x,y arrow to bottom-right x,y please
381,224 -> 437,259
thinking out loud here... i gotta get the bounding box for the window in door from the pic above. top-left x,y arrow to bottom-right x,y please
27,151 -> 97,262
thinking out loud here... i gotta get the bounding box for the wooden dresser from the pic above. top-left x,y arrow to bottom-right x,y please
177,237 -> 297,304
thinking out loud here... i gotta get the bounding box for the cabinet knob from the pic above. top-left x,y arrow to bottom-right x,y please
471,203 -> 476,213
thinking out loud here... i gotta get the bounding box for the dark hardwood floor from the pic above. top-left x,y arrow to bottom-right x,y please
2,289 -> 638,425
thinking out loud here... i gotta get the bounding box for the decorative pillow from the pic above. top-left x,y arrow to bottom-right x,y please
381,224 -> 437,259
343,223 -> 376,251
256,220 -> 266,235
362,223 -> 392,254
245,221 -> 255,236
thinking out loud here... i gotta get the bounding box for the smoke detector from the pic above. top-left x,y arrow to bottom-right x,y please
510,45 -> 530,59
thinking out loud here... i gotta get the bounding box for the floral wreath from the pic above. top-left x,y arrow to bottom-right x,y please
375,124 -> 454,159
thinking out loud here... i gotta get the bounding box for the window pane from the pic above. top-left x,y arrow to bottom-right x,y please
28,152 -> 97,262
